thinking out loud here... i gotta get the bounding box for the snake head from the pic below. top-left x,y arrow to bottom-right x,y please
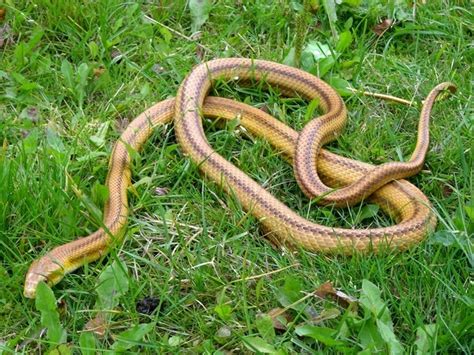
24,255 -> 65,299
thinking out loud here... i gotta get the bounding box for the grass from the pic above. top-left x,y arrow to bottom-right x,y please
0,0 -> 472,353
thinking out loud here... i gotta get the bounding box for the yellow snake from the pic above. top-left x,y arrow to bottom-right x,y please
24,58 -> 455,298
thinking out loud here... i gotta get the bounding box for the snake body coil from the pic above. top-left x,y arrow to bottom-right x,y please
24,59 -> 455,298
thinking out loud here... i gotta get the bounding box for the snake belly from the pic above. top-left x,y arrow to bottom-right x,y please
24,58 -> 453,298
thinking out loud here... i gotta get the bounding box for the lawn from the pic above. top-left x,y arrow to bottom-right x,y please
0,0 -> 472,353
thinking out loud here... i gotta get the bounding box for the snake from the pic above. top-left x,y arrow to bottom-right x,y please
24,58 -> 455,298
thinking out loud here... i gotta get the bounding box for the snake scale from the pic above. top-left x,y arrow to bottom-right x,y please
24,58 -> 455,298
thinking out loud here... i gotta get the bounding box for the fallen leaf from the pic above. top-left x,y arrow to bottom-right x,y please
315,281 -> 358,309
57,298 -> 68,317
267,308 -> 293,330
85,312 -> 108,337
331,290 -> 357,308
372,18 -> 394,36
93,67 -> 105,78
314,281 -> 336,298
442,184 -> 453,197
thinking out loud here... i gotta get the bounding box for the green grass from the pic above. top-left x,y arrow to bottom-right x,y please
0,0 -> 472,353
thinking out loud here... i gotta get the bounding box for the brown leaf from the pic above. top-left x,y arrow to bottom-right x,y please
315,281 -> 357,309
372,18 -> 393,36
0,8 -> 6,22
267,308 -> 293,330
93,67 -> 105,78
315,281 -> 336,298
333,289 -> 358,308
85,312 -> 109,337
57,298 -> 68,317
442,184 -> 453,197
